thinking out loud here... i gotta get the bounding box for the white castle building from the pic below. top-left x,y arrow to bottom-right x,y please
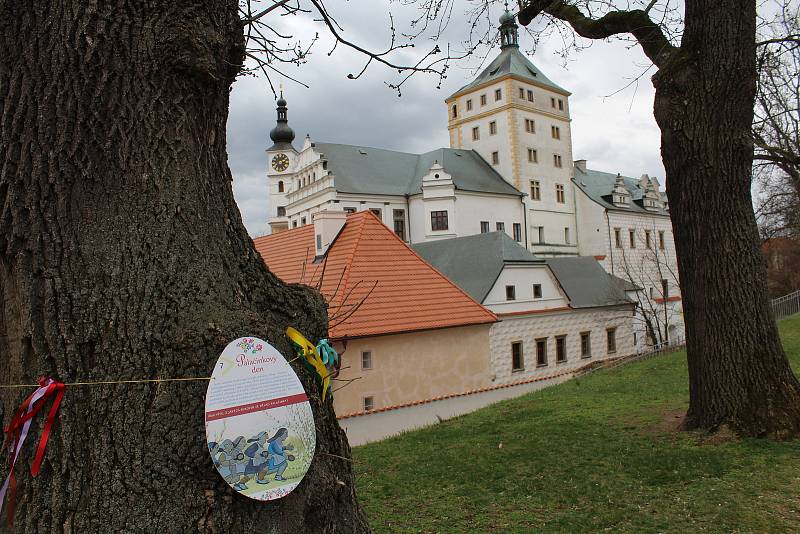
263,10 -> 683,348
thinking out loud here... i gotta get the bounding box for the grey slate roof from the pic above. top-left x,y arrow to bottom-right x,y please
413,232 -> 632,309
573,167 -> 670,216
413,232 -> 540,303
312,142 -> 522,198
545,257 -> 632,308
449,47 -> 569,98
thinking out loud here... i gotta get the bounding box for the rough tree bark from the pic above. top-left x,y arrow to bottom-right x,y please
0,1 -> 369,531
519,0 -> 800,438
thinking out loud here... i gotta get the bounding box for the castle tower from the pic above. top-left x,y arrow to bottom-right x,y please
444,9 -> 578,256
266,92 -> 297,233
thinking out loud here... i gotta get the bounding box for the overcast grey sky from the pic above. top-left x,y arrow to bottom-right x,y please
227,1 -> 666,236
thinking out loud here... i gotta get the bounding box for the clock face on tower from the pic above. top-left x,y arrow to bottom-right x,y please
271,153 -> 290,172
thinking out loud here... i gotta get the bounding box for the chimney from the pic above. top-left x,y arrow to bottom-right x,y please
313,210 -> 347,257
574,159 -> 587,173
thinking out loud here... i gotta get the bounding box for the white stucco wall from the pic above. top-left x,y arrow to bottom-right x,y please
483,264 -> 568,313
488,305 -> 635,385
407,190 -> 524,244
574,184 -> 611,258
573,195 -> 685,348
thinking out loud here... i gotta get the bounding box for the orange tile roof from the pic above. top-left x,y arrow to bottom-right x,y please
253,211 -> 497,339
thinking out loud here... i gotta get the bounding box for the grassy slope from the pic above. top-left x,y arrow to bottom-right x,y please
354,315 -> 800,533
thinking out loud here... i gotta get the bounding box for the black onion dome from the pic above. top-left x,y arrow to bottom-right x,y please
499,10 -> 515,24
270,123 -> 295,145
268,93 -> 295,149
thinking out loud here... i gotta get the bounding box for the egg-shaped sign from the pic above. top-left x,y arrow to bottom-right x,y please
205,337 -> 316,500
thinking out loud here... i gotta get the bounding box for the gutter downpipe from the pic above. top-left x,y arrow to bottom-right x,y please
606,210 -> 615,275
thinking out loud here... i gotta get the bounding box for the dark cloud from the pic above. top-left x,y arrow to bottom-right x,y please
228,2 -> 665,235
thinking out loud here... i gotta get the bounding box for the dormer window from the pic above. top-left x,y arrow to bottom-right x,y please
644,198 -> 661,210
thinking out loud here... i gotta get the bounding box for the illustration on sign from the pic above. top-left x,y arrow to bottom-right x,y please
205,337 -> 316,500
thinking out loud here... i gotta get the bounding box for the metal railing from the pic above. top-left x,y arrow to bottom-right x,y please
772,289 -> 800,320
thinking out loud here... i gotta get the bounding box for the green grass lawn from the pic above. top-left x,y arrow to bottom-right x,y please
354,315 -> 800,533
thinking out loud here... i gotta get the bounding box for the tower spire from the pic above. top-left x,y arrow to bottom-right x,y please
269,89 -> 295,150
499,6 -> 519,49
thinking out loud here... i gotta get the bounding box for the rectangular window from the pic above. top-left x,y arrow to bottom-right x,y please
466,99 -> 473,111
300,216 -> 307,225
519,87 -> 525,98
551,97 -> 556,108
556,336 -> 567,363
292,220 -> 298,228
277,206 -> 286,216
480,221 -> 490,233
316,234 -> 322,249
491,151 -> 499,165
361,351 -> 373,370
564,227 -> 570,244
431,210 -> 448,231
452,105 -> 457,118
513,223 -> 522,242
629,229 -> 636,248
558,99 -> 564,111
489,121 -> 497,135
495,88 -> 502,101
512,341 -> 524,372
530,180 -> 541,200
506,285 -> 516,301
614,228 -> 622,248
662,279 -> 669,298
527,89 -> 534,102
607,328 -> 617,354
553,154 -> 563,168
580,332 -> 591,358
524,118 -> 535,133
344,207 -> 357,214
472,126 -> 480,140
556,184 -> 565,203
496,222 -> 505,232
659,230 -> 666,250
533,284 -> 542,299
551,125 -> 560,139
363,396 -> 375,412
527,148 -> 538,163
536,338 -> 548,367
480,94 -> 487,106
535,226 -> 545,244
393,209 -> 406,240
645,230 -> 652,249
369,208 -> 382,219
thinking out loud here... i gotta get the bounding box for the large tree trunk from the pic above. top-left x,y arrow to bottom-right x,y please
0,1 -> 369,531
653,0 -> 800,438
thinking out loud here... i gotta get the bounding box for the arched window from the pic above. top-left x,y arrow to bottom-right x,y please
278,180 -> 284,192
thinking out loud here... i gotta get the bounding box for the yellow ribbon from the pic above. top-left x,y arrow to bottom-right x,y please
286,327 -> 331,401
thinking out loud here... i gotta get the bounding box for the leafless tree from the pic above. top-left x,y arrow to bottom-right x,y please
511,0 -> 800,438
614,222 -> 682,347
754,0 -> 800,239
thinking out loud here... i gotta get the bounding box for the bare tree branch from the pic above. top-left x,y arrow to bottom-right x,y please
517,0 -> 678,67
